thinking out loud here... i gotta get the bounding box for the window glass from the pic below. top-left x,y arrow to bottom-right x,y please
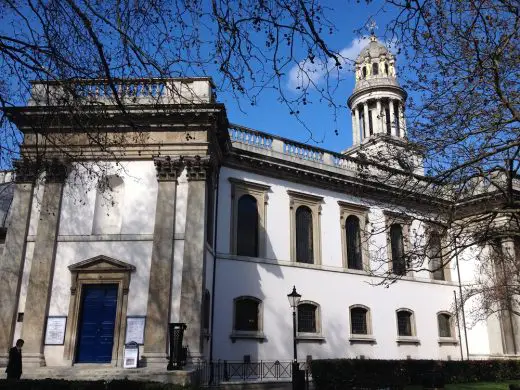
438,313 -> 451,337
237,194 -> 259,257
298,304 -> 317,333
351,307 -> 368,334
235,298 -> 259,331
296,206 -> 314,263
346,216 -> 363,270
397,311 -> 412,336
391,224 -> 406,275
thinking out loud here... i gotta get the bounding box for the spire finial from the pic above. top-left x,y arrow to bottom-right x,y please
367,19 -> 378,41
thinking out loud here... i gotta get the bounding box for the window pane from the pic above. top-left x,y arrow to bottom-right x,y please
391,224 -> 406,275
296,206 -> 314,264
438,314 -> 451,337
351,308 -> 368,334
397,311 -> 412,336
235,299 -> 259,331
429,233 -> 445,280
237,195 -> 259,257
298,304 -> 317,333
346,216 -> 363,270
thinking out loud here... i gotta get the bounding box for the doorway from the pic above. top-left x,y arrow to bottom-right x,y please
76,284 -> 118,363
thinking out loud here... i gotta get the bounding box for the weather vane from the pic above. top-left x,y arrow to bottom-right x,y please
367,19 -> 378,38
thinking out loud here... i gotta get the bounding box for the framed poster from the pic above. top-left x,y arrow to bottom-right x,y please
125,316 -> 146,345
44,316 -> 67,345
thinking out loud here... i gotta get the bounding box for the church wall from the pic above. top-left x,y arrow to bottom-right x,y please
213,258 -> 460,361
214,166 -> 461,361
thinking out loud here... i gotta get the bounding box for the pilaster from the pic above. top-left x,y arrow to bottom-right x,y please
179,155 -> 211,362
353,107 -> 360,145
142,156 -> 184,367
0,161 -> 36,366
21,161 -> 67,367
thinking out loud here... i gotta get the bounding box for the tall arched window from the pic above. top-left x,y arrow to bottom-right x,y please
390,224 -> 406,275
237,194 -> 259,257
296,206 -> 313,263
385,63 -> 389,75
346,215 -> 362,270
429,233 -> 444,280
372,63 -> 379,75
437,313 -> 452,338
362,66 -> 367,78
234,296 -> 261,332
92,175 -> 124,234
297,303 -> 318,333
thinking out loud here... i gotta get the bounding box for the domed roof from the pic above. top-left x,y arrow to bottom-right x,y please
356,36 -> 392,63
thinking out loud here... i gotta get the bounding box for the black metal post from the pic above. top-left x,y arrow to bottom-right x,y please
292,307 -> 297,361
292,306 -> 299,390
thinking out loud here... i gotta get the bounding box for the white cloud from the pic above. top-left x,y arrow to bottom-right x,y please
287,37 -> 370,91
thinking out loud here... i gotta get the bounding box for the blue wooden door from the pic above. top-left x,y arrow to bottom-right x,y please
76,284 -> 118,363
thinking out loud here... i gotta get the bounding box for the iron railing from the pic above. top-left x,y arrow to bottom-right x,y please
196,360 -> 311,386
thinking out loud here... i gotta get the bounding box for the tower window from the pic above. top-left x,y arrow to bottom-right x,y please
373,63 -> 378,75
362,66 -> 367,78
385,63 -> 389,75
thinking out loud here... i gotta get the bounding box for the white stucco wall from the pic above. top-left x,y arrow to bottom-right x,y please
213,166 -> 461,361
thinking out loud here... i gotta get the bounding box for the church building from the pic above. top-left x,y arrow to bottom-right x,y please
0,37 -> 518,373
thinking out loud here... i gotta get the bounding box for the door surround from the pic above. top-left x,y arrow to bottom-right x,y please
64,255 -> 135,366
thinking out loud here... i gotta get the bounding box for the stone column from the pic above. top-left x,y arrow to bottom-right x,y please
179,155 -> 211,362
143,156 -> 183,367
376,99 -> 383,134
0,162 -> 36,366
363,102 -> 370,138
351,108 -> 359,145
21,161 -> 67,367
400,101 -> 408,137
354,106 -> 360,144
498,238 -> 519,355
388,99 -> 395,136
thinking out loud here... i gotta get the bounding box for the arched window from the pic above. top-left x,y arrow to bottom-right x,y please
396,309 -> 414,336
203,290 -> 211,332
296,206 -> 314,264
297,302 -> 319,333
390,224 -> 406,275
350,306 -> 369,335
236,194 -> 259,257
362,66 -> 367,78
234,296 -> 261,332
385,63 -> 389,75
438,313 -> 452,338
372,63 -> 379,75
92,175 -> 124,234
429,232 -> 445,280
346,215 -> 362,270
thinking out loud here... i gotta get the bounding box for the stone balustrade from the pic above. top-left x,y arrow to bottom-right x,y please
29,77 -> 215,106
228,126 -> 362,175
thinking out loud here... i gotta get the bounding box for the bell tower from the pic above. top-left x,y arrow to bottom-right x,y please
345,35 -> 422,173
347,35 -> 407,144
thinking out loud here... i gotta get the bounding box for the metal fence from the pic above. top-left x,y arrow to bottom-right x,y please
196,360 -> 311,386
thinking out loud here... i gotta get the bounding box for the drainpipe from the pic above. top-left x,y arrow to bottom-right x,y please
208,163 -> 220,382
454,236 -> 470,359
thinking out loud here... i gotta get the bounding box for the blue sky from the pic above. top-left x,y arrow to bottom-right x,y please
217,1 -> 402,153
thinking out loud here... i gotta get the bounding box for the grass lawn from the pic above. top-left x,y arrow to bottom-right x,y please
405,381 -> 520,390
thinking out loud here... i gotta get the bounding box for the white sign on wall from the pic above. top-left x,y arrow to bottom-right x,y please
44,316 -> 67,345
125,316 -> 146,344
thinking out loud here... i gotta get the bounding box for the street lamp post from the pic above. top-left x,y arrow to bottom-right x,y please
287,286 -> 302,390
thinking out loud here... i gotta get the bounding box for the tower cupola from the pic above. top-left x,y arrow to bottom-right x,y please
347,35 -> 407,146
